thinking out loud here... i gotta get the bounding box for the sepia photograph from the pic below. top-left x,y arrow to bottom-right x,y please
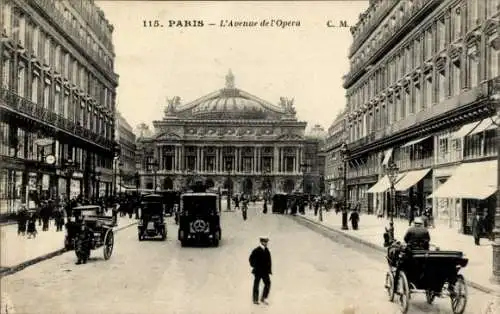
1,0 -> 500,313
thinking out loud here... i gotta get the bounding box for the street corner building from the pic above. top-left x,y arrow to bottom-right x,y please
0,0 -> 119,213
136,70 -> 325,197
337,0 -> 499,236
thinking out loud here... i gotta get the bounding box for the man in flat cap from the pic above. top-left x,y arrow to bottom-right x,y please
249,236 -> 272,305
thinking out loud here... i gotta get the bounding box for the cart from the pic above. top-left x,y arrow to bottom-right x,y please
384,242 -> 468,314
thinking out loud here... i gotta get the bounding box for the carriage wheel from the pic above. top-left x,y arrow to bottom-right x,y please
103,230 -> 114,260
396,272 -> 410,314
425,290 -> 436,304
450,275 -> 467,314
384,271 -> 394,302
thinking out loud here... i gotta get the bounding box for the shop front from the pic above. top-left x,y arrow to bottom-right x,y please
429,159 -> 497,235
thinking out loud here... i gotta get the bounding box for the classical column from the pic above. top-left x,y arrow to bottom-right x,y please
273,146 -> 279,172
200,146 -> 204,172
253,147 -> 257,173
196,146 -> 200,171
295,147 -> 299,173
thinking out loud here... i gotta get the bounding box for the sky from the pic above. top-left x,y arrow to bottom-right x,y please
98,1 -> 369,132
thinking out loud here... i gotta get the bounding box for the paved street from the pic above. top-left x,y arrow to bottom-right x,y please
1,203 -> 497,314
300,209 -> 499,294
1,216 -> 136,269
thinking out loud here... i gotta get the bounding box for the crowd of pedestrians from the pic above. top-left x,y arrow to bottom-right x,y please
14,194 -> 139,240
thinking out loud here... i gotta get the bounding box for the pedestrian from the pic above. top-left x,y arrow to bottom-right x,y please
263,199 -> 268,214
249,236 -> 272,305
27,212 -> 37,238
483,210 -> 493,241
471,211 -> 483,246
17,206 -> 28,236
407,204 -> 414,226
349,210 -> 360,230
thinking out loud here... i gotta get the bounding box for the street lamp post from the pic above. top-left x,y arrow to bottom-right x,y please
225,157 -> 232,211
63,159 -> 77,200
93,171 -> 101,199
386,160 -> 399,227
149,159 -> 159,192
340,143 -> 349,230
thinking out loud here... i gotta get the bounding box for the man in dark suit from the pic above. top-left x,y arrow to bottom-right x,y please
249,236 -> 272,305
403,217 -> 430,250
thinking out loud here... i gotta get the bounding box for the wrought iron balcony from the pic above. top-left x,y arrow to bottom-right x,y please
349,0 -> 399,57
1,88 -> 114,149
31,0 -> 116,79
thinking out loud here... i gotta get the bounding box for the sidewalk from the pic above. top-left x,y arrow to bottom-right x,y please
299,210 -> 499,294
0,216 -> 137,270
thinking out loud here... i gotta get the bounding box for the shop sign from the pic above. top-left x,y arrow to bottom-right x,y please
34,138 -> 54,146
73,172 -> 83,179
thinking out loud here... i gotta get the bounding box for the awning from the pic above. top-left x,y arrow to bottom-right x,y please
382,148 -> 393,166
468,116 -> 498,136
394,168 -> 431,191
453,120 -> 481,138
401,136 -> 431,148
428,160 -> 497,200
367,173 -> 406,193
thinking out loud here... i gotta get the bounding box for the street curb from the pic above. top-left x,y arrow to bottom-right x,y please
291,215 -> 500,296
0,221 -> 17,227
0,221 -> 138,278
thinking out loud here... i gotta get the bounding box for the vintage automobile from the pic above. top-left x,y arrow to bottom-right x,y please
138,194 -> 167,241
272,193 -> 288,214
66,205 -> 114,261
177,192 -> 221,247
385,241 -> 468,314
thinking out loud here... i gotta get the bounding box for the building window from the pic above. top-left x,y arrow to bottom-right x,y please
413,82 -> 420,113
453,6 -> 462,40
2,56 -> 12,91
487,36 -> 499,79
404,86 -> 411,117
54,46 -> 61,73
44,36 -> 50,65
425,29 -> 433,59
424,75 -> 433,108
406,46 -> 412,73
394,92 -> 401,121
468,1 -> 478,30
43,82 -> 51,110
467,47 -> 479,88
452,60 -> 461,94
31,75 -> 39,103
414,39 -> 421,66
2,1 -> 12,36
55,85 -> 61,115
17,62 -> 25,97
438,18 -> 446,51
63,94 -> 69,119
438,68 -> 446,102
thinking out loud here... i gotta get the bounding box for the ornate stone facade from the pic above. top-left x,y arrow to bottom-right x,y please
343,0 -> 499,217
138,71 -> 309,195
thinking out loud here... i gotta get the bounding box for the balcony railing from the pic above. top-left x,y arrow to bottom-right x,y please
345,0 -> 440,88
1,88 -> 114,149
65,1 -> 114,53
349,0 -> 400,57
31,0 -> 115,78
395,156 -> 434,171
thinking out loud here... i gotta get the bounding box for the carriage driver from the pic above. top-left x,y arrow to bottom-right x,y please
403,217 -> 430,250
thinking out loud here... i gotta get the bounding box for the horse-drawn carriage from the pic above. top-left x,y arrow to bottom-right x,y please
384,241 -> 468,314
138,194 -> 167,241
65,205 -> 115,262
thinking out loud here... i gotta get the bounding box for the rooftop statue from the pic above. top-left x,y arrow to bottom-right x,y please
279,97 -> 296,115
225,69 -> 235,89
165,96 -> 181,115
